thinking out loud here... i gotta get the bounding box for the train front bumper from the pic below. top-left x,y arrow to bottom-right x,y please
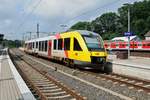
74,60 -> 106,70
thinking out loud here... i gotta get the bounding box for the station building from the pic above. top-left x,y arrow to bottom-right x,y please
145,31 -> 150,40
111,35 -> 140,42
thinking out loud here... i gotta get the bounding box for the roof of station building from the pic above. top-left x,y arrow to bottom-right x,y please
112,36 -> 139,42
145,31 -> 150,37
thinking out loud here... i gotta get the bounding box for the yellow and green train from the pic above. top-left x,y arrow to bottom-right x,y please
24,30 -> 110,71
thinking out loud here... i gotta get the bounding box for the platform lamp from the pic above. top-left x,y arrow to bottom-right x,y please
124,3 -> 131,58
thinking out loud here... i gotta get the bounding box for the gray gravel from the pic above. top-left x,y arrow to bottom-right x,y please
12,49 -> 150,100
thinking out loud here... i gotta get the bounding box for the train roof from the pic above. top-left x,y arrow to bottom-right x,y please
25,35 -> 54,43
76,30 -> 99,36
25,30 -> 101,43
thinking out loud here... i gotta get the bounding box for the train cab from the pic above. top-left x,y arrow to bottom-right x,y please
61,30 -> 108,70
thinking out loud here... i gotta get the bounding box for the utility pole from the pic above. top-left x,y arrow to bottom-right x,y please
37,23 -> 39,38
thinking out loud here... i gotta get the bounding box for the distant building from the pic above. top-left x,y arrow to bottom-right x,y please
145,31 -> 150,40
112,35 -> 140,42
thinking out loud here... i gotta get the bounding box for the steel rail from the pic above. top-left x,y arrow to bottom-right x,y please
10,52 -> 86,100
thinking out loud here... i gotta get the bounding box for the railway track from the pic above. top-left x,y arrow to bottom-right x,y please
14,49 -> 150,94
81,71 -> 150,93
10,52 -> 85,100
10,48 -> 150,99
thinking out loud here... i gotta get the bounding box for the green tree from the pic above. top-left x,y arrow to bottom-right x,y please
70,21 -> 91,31
70,0 -> 150,40
146,16 -> 150,29
118,0 -> 150,38
91,12 -> 122,39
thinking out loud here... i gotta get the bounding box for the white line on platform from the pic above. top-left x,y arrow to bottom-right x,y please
113,62 -> 150,70
7,49 -> 35,100
26,55 -> 133,100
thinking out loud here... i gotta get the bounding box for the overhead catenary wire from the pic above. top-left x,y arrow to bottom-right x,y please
18,0 -> 121,32
18,0 -> 122,37
64,0 -> 122,25
16,0 -> 43,33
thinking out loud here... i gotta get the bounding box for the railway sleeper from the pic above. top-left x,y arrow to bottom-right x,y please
35,84 -> 56,87
35,84 -> 55,87
40,89 -> 62,93
34,82 -> 54,86
38,86 -> 58,90
33,80 -> 50,83
46,94 -> 73,100
39,87 -> 61,90
43,91 -> 66,96
31,78 -> 48,81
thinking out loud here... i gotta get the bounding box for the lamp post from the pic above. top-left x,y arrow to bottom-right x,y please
124,3 -> 131,58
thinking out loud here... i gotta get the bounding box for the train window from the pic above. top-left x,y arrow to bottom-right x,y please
54,40 -> 57,50
39,41 -> 41,51
45,41 -> 47,51
64,38 -> 70,50
30,43 -> 32,49
32,42 -> 34,48
36,42 -> 38,48
58,39 -> 63,50
74,38 -> 82,51
146,43 -> 150,46
138,43 -> 142,46
42,41 -> 44,51
143,44 -> 146,46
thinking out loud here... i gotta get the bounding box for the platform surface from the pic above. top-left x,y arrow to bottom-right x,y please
0,49 -> 35,100
108,55 -> 150,69
108,54 -> 150,80
0,51 -> 23,100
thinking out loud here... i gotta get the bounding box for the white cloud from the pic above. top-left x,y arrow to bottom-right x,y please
0,0 -> 142,40
27,0 -> 114,19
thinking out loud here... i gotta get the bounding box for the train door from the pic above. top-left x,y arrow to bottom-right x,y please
48,40 -> 52,57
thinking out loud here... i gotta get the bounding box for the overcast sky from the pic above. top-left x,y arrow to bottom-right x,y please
0,0 -> 142,40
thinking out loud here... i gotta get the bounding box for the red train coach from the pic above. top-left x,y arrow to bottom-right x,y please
104,40 -> 150,51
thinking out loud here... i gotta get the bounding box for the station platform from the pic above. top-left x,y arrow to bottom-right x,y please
108,55 -> 150,80
0,49 -> 35,100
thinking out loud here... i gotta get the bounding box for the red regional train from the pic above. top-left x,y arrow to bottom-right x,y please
104,40 -> 150,51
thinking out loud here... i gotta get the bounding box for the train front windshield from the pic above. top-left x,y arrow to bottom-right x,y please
83,35 -> 104,50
